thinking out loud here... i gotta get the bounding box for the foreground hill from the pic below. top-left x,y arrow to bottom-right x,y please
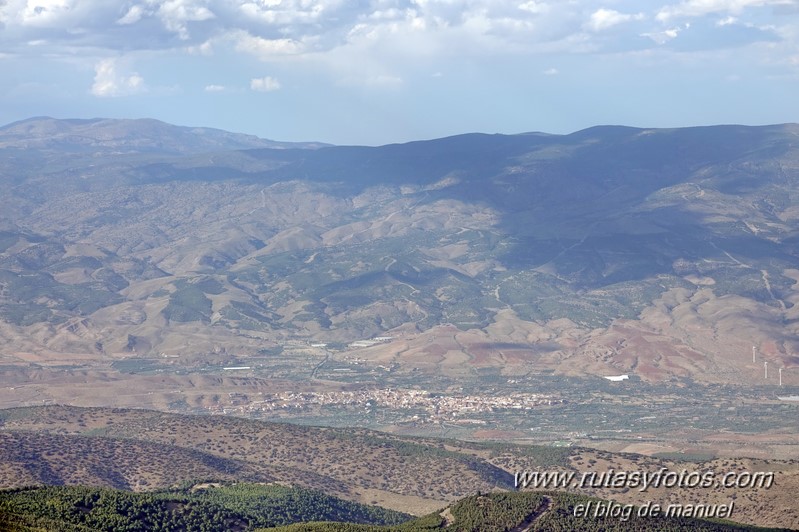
0,483 -> 410,531
0,487 -> 788,532
1,406 -> 797,529
0,406 -> 528,513
269,491 -> 790,531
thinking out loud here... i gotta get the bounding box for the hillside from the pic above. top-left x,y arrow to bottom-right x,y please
268,491 -> 789,531
2,120 -> 799,382
0,487 -> 789,532
0,483 -> 410,531
1,406 -> 798,529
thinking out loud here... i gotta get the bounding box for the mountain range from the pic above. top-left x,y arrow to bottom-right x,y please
2,117 -> 798,385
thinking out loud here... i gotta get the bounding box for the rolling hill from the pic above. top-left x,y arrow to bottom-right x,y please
1,406 -> 797,529
3,488 -> 787,532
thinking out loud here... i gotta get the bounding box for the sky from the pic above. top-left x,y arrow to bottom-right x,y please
1,0 -> 798,146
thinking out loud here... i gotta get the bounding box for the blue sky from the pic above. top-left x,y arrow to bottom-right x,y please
1,0 -> 798,145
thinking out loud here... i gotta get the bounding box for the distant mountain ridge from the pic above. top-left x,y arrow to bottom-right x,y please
0,116 -> 329,155
1,118 -> 799,393
1,487 -> 779,532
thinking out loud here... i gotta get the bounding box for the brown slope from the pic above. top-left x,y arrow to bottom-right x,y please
2,406 -> 799,528
0,406 -> 517,514
0,430 -> 352,495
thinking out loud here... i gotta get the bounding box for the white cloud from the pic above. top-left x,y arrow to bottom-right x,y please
186,39 -> 214,54
0,0 -> 796,81
115,1 -> 216,38
20,0 -> 74,27
90,58 -> 145,97
585,8 -> 644,32
250,76 -> 280,91
233,30 -> 306,58
641,26 -> 685,44
155,0 -> 216,39
543,67 -> 559,75
238,0 -> 336,25
204,83 -> 226,91
117,5 -> 145,25
0,1 -> 650,62
656,0 -> 796,22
